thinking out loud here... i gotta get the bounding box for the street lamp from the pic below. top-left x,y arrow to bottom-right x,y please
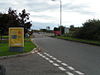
51,0 -> 62,35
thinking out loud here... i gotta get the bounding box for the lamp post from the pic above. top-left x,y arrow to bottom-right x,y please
52,0 -> 62,35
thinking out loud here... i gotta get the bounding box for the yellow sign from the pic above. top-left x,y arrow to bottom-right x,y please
9,27 -> 24,47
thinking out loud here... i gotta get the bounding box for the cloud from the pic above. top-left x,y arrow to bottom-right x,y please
31,22 -> 58,30
62,2 -> 95,15
0,0 -> 100,29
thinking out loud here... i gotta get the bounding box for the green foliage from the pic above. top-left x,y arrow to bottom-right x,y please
75,19 -> 100,40
54,26 -> 66,35
55,36 -> 100,46
0,8 -> 32,36
58,26 -> 65,35
0,38 -> 36,56
54,27 -> 59,31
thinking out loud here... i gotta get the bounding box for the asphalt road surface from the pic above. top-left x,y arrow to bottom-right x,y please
0,33 -> 100,75
34,33 -> 100,75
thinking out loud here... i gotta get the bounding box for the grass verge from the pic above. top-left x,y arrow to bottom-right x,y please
0,38 -> 36,56
53,36 -> 100,46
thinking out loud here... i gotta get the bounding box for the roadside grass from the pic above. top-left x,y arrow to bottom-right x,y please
0,36 -> 8,39
0,37 -> 36,56
54,36 -> 100,46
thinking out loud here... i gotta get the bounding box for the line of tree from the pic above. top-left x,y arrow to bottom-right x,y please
75,19 -> 100,40
53,19 -> 100,41
0,8 -> 32,36
54,26 -> 66,35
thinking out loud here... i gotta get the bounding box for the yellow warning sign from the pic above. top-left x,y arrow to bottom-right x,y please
9,27 -> 24,47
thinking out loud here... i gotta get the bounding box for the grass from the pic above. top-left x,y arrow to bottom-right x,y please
0,36 -> 8,39
0,37 -> 36,56
54,36 -> 100,46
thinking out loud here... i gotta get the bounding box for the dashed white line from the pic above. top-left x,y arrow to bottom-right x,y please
56,60 -> 62,63
52,63 -> 59,67
42,55 -> 46,58
44,52 -> 47,55
67,66 -> 75,71
44,52 -> 54,58
49,55 -> 53,58
45,57 -> 49,60
61,63 -> 68,66
44,52 -> 50,56
58,67 -> 66,71
37,52 -> 40,55
38,53 -> 43,56
32,52 -> 35,54
66,72 -> 74,75
49,60 -> 54,63
75,71 -> 84,75
38,52 -> 85,75
52,57 -> 57,60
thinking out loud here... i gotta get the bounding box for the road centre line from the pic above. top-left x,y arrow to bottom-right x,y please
49,55 -> 53,58
75,71 -> 84,75
58,67 -> 66,71
44,52 -> 54,58
61,63 -> 68,66
67,66 -> 75,71
52,63 -> 59,66
66,72 -> 74,75
48,60 -> 54,63
38,52 -> 85,75
52,57 -> 57,60
56,60 -> 62,63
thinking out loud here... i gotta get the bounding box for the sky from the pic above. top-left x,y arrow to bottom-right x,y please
0,0 -> 100,30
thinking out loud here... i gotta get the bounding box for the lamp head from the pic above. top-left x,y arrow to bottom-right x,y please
52,0 -> 56,1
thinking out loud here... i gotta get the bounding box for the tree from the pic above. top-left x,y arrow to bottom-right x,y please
70,25 -> 75,31
0,8 -> 32,36
58,26 -> 65,35
54,27 -> 59,31
19,9 -> 31,34
75,19 -> 100,40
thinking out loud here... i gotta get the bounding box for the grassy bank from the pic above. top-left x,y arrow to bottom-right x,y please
54,36 -> 100,46
0,38 -> 36,56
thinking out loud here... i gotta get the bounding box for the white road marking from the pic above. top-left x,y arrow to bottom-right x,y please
44,52 -> 54,58
46,53 -> 50,56
38,53 -> 43,56
32,52 -> 35,54
75,71 -> 84,75
67,66 -> 75,70
49,60 -> 54,63
66,72 -> 74,75
38,52 -> 85,75
37,52 -> 40,55
58,67 -> 66,71
44,52 -> 47,55
56,60 -> 62,63
52,57 -> 57,60
49,55 -> 53,58
44,52 -> 51,56
61,63 -> 68,66
42,55 -> 46,58
45,57 -> 49,60
52,63 -> 59,67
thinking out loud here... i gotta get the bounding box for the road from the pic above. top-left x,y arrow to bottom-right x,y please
34,33 -> 100,75
0,33 -> 100,75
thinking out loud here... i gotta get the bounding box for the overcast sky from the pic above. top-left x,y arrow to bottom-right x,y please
0,0 -> 100,30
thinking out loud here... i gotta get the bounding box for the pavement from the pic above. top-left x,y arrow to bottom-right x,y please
0,33 -> 100,75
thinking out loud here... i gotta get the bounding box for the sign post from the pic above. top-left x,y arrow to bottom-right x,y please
9,27 -> 24,52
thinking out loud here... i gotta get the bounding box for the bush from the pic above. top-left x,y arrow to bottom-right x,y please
75,19 -> 100,40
